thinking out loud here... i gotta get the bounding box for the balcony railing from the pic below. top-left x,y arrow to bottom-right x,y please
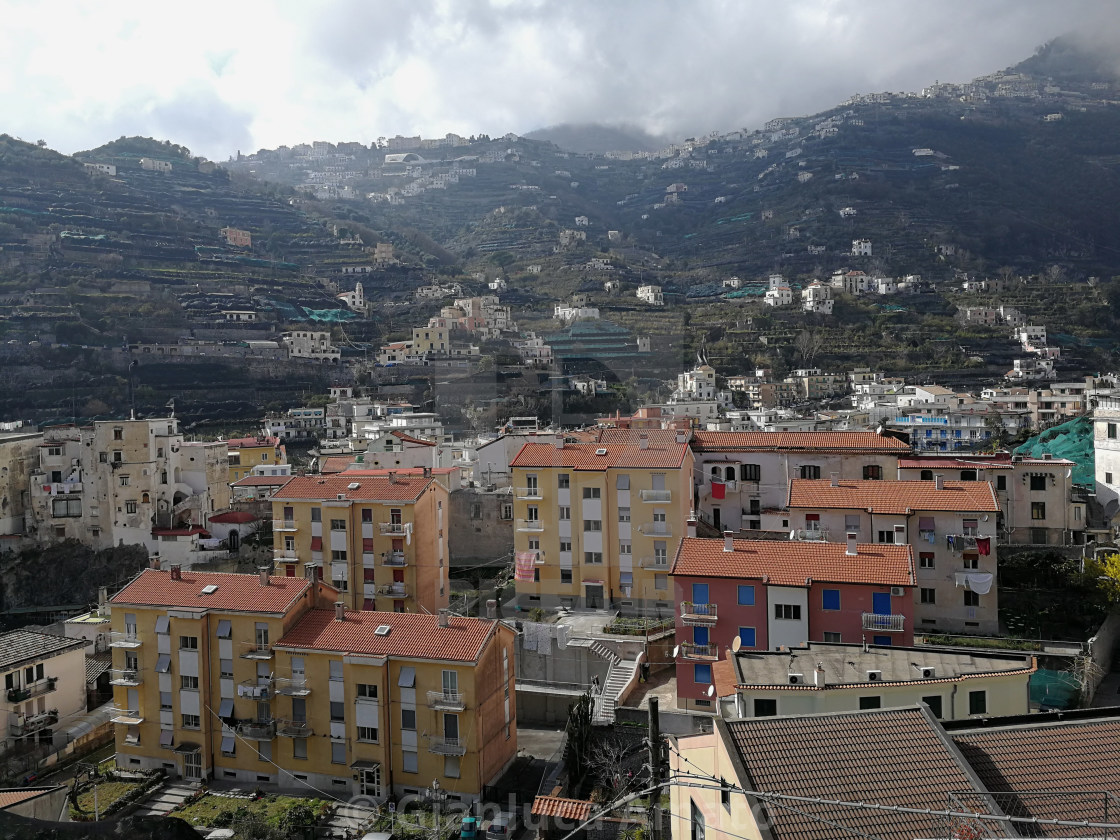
637,522 -> 672,537
237,680 -> 271,700
379,522 -> 411,536
273,548 -> 300,560
516,518 -> 544,532
382,551 -> 407,567
861,613 -> 906,633
272,677 -> 311,696
237,719 -> 275,740
239,642 -> 274,660
11,710 -> 58,737
790,528 -> 830,542
680,602 -> 718,625
108,708 -> 143,726
275,719 -> 313,738
6,677 -> 56,703
514,487 -> 543,499
377,583 -> 408,598
679,642 -> 718,660
640,489 -> 673,503
109,669 -> 143,687
639,555 -> 670,570
272,519 -> 298,531
427,690 -> 466,711
428,736 -> 467,756
109,631 -> 142,648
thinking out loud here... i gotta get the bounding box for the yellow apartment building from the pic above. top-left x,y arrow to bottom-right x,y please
510,437 -> 694,613
226,435 -> 286,483
109,567 -> 516,802
270,474 -> 450,614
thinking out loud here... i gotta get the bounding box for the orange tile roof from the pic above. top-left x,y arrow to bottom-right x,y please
897,457 -> 1014,470
389,429 -> 436,445
692,431 -> 910,453
231,475 -> 295,487
596,428 -> 686,446
320,456 -> 354,474
531,796 -> 593,821
276,609 -> 498,662
225,436 -> 280,449
788,478 -> 999,514
671,537 -> 914,587
511,441 -> 688,470
271,474 -> 432,502
0,787 -> 63,809
111,569 -> 311,614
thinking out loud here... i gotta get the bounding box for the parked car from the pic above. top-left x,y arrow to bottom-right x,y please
483,812 -> 521,840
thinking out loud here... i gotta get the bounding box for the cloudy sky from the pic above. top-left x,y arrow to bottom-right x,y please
0,0 -> 1115,161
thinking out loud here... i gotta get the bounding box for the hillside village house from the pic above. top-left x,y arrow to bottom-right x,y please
226,435 -> 286,484
269,473 -> 450,615
2,630 -> 87,758
787,477 -> 1001,635
671,533 -> 915,712
1094,395 -> 1120,526
510,437 -> 694,612
281,331 -> 341,363
108,568 -> 515,801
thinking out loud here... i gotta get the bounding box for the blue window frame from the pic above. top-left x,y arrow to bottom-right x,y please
738,627 -> 756,647
822,589 -> 840,611
694,663 -> 712,684
693,626 -> 709,646
737,585 -> 755,606
691,583 -> 709,604
873,635 -> 892,646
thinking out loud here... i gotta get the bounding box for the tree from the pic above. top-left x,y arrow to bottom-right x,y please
794,330 -> 825,366
563,690 -> 595,797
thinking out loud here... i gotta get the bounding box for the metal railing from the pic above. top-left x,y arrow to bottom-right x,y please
514,487 -> 543,499
275,719 -> 313,738
428,736 -> 467,756
237,680 -> 271,699
109,631 -> 142,648
237,719 -> 275,740
272,677 -> 311,696
272,519 -> 298,531
108,708 -> 142,725
640,489 -> 673,502
12,710 -> 59,736
861,612 -> 906,633
239,642 -> 273,660
6,677 -> 56,702
790,528 -> 830,541
109,669 -> 143,686
516,518 -> 545,532
427,690 -> 466,711
382,551 -> 407,567
377,584 -> 408,597
639,555 -> 670,569
637,522 -> 672,537
273,548 -> 300,560
679,642 -> 718,659
680,602 -> 718,624
379,522 -> 410,535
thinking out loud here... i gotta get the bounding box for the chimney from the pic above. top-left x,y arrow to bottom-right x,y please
814,662 -> 826,687
387,471 -> 397,484
335,601 -> 346,622
438,609 -> 449,627
486,599 -> 497,619
423,466 -> 432,478
639,434 -> 649,450
170,564 -> 182,581
934,474 -> 944,490
830,472 -> 839,487
554,436 -> 564,450
723,531 -> 734,553
259,566 -> 270,586
687,517 -> 697,538
675,429 -> 689,444
150,555 -> 161,570
846,532 -> 858,556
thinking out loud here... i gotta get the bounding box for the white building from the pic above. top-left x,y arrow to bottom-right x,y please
801,282 -> 834,315
1094,395 -> 1120,525
281,331 -> 341,363
763,284 -> 793,307
637,285 -> 664,306
336,281 -> 366,312
851,238 -> 873,256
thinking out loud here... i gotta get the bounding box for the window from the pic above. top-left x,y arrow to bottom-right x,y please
583,520 -> 601,532
963,553 -> 979,570
805,513 -> 820,531
558,474 -> 570,489
962,519 -> 978,535
996,474 -> 1007,490
655,574 -> 667,590
401,709 -> 416,730
501,503 -> 513,520
113,428 -> 123,440
559,540 -> 572,553
753,699 -> 777,717
331,550 -> 347,565
356,683 -> 377,699
740,463 -> 761,482
582,487 -> 601,499
561,569 -> 572,584
180,636 -> 198,650
964,590 -> 980,607
527,505 -> 539,522
691,799 -> 706,840
402,750 -> 418,773
694,663 -> 712,684
920,588 -> 936,604
960,469 -> 977,481
800,465 -> 821,479
445,755 -> 461,779
181,675 -> 198,690
863,465 -> 882,480
877,530 -> 894,544
844,514 -> 861,534
1032,502 -> 1046,520
919,552 -> 935,569
969,690 -> 987,715
618,507 -> 630,522
558,506 -> 570,520
125,501 -> 137,514
619,542 -> 632,556
99,452 -> 108,463
160,691 -> 173,710
774,604 -> 801,620
330,518 -> 346,531
859,696 -> 881,710
823,631 -> 842,643
329,661 -> 343,681
822,589 -> 840,610
52,498 -> 81,517
220,659 -> 233,678
1110,423 -> 1117,439
119,475 -> 130,486
584,552 -> 602,564
1030,474 -> 1047,492
737,585 -> 755,606
616,474 -> 630,490
112,450 -> 122,463
330,701 -> 345,721
1108,473 -> 1115,486
720,777 -> 731,809
738,627 -> 756,647
182,714 -> 200,729
923,696 -> 943,718
331,741 -> 346,764
293,738 -> 307,759
357,726 -> 378,742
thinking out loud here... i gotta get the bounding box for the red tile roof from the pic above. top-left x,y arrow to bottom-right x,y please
276,609 -> 498,662
692,431 -> 910,453
152,527 -> 208,537
231,475 -> 294,487
671,537 -> 914,586
0,787 -> 64,810
721,708 -> 995,840
897,457 -> 1014,470
209,511 -> 256,524
111,569 -> 311,614
389,429 -> 436,446
788,478 -> 1000,514
595,428 -> 686,446
320,456 -> 354,474
271,475 -> 432,502
531,796 -> 593,821
225,436 -> 281,449
511,441 -> 688,470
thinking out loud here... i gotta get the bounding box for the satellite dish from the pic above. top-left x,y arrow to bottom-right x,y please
731,636 -> 742,652
981,514 -> 989,522
707,684 -> 716,698
672,645 -> 680,658
1066,469 -> 1073,479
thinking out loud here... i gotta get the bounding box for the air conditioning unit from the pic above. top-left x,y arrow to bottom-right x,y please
788,673 -> 803,685
921,666 -> 936,679
890,586 -> 905,597
866,670 -> 882,682
337,493 -> 346,500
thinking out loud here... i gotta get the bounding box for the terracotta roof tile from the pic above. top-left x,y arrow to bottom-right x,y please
231,476 -> 294,487
389,429 -> 436,445
225,436 -> 281,449
722,708 -> 1001,840
276,609 -> 498,662
531,796 -> 593,821
595,429 -> 685,446
671,537 -> 914,587
0,788 -> 64,809
788,478 -> 1000,514
111,569 -> 311,614
320,456 -> 353,474
271,474 -> 432,502
0,630 -> 86,671
692,431 -> 909,453
207,511 -> 256,524
511,441 -> 688,470
897,457 -> 1015,470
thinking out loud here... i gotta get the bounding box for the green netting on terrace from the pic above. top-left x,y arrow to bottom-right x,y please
1014,415 -> 1094,487
1030,668 -> 1080,709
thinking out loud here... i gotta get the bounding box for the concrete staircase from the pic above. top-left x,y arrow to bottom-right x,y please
132,782 -> 197,818
594,655 -> 640,726
323,801 -> 378,838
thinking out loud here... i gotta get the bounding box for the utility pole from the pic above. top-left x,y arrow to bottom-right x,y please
648,696 -> 662,840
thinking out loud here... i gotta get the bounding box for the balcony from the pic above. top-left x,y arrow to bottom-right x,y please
680,602 -> 718,626
239,642 -> 273,660
516,519 -> 544,532
861,613 -> 906,633
272,519 -> 298,531
709,479 -> 737,493
427,691 -> 466,711
275,719 -> 313,738
679,642 -> 718,660
237,680 -> 271,700
637,522 -> 672,537
109,669 -> 143,687
237,719 -> 275,740
109,631 -> 142,648
272,677 -> 311,697
640,489 -> 673,503
377,583 -> 408,598
108,708 -> 143,726
790,528 -> 830,542
514,486 -> 543,499
273,548 -> 300,561
639,556 -> 670,570
6,678 -> 56,703
379,522 -> 412,536
428,736 -> 467,756
11,710 -> 58,737
382,551 -> 407,567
